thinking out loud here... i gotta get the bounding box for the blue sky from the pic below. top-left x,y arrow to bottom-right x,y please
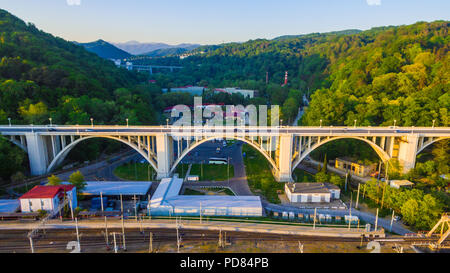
0,0 -> 448,45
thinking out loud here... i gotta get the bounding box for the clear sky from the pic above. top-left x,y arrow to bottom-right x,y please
0,0 -> 448,45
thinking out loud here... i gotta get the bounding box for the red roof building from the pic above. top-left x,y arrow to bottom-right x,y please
19,185 -> 77,213
19,185 -> 75,199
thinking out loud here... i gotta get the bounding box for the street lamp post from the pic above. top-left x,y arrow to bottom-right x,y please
90,118 -> 94,127
320,120 -> 322,128
126,118 -> 129,128
280,119 -> 283,128
8,118 -> 11,127
394,120 -> 397,128
354,120 -> 357,128
49,118 -> 52,127
432,120 -> 436,128
166,118 -> 169,128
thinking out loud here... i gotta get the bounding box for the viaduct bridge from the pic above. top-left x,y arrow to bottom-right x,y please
120,64 -> 183,74
0,125 -> 449,182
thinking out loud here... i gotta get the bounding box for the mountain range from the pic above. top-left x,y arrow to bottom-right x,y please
112,41 -> 201,55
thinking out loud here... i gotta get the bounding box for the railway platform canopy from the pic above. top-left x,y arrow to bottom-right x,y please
150,176 -> 263,217
62,181 -> 152,196
0,200 -> 20,213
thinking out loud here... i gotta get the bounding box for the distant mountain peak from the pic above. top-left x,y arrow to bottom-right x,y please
78,40 -> 132,59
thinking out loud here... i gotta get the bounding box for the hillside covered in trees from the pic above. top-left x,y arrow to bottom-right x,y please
0,9 -> 163,127
0,9 -> 163,181
148,21 -> 448,127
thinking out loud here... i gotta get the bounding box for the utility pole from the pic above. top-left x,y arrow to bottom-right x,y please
381,183 -> 386,209
120,194 -> 126,251
298,241 -> 303,253
148,194 -> 151,219
29,236 -> 34,253
201,160 -> 204,179
313,208 -> 317,229
100,192 -> 109,246
134,194 -> 138,221
375,208 -> 379,232
176,220 -> 182,253
377,161 -> 382,182
200,202 -> 202,224
75,217 -> 81,252
390,210 -> 395,233
70,198 -> 74,221
227,157 -> 230,184
113,232 -> 118,253
345,172 -> 349,192
356,183 -> 360,209
149,232 -> 153,253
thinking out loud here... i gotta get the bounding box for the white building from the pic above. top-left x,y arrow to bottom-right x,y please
149,176 -> 263,217
162,86 -> 205,96
285,183 -> 341,203
214,88 -> 257,99
19,185 -> 77,213
390,180 -> 414,189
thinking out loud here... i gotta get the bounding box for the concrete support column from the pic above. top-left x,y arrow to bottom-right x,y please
156,134 -> 173,180
386,137 -> 395,157
397,134 -> 419,174
25,133 -> 49,176
20,135 -> 26,146
276,134 -> 294,182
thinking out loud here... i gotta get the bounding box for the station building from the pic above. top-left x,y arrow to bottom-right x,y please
149,176 -> 263,217
285,183 -> 341,203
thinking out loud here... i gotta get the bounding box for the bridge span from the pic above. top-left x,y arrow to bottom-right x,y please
1,125 -> 449,182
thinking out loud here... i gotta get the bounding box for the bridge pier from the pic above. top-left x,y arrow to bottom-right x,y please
276,134 -> 294,182
397,135 -> 419,174
156,134 -> 174,180
25,133 -> 49,176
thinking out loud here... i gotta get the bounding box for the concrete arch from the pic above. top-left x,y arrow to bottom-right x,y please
46,136 -> 157,173
292,136 -> 391,171
169,136 -> 278,174
1,136 -> 27,152
416,137 -> 450,155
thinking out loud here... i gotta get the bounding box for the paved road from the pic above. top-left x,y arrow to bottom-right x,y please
180,141 -> 253,196
1,125 -> 449,137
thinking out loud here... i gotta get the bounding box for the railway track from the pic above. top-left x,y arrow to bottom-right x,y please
0,228 -> 366,252
0,227 -> 443,252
